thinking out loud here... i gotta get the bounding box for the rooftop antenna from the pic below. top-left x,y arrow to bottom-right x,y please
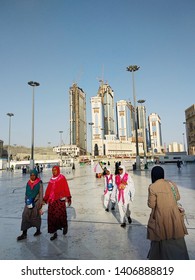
73,67 -> 83,86
96,64 -> 105,85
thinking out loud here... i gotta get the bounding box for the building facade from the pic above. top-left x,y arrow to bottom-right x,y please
69,83 -> 87,155
53,144 -> 80,157
0,140 -> 3,158
168,142 -> 184,153
185,104 -> 195,155
97,81 -> 115,136
137,103 -> 147,155
90,83 -> 144,158
91,81 -> 115,156
116,100 -> 134,141
148,113 -> 163,154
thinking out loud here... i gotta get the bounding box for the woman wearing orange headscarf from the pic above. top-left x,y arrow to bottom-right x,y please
42,165 -> 72,240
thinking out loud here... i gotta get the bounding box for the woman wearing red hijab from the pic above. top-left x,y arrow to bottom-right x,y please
43,165 -> 72,240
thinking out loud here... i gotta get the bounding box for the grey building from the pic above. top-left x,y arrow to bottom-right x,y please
69,83 -> 87,155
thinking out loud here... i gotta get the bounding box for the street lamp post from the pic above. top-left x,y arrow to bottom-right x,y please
183,122 -> 188,155
88,122 -> 94,156
48,142 -> 51,160
7,113 -> 14,170
126,65 -> 140,170
59,131 -> 63,164
28,81 -> 40,169
182,133 -> 186,153
137,99 -> 147,160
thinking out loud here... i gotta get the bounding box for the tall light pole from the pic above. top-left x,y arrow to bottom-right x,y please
59,130 -> 63,163
183,122 -> 188,155
28,81 -> 40,169
7,113 -> 14,170
48,142 -> 51,160
88,122 -> 94,156
126,65 -> 140,170
137,99 -> 147,160
182,133 -> 186,153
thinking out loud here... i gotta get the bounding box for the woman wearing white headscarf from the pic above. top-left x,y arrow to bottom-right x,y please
103,168 -> 115,212
111,165 -> 135,227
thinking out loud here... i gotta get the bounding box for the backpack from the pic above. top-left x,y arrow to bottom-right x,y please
106,174 -> 113,191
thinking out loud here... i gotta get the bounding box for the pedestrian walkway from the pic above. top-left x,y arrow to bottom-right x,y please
0,162 -> 194,260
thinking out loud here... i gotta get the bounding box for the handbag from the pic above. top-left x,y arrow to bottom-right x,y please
26,197 -> 35,209
169,181 -> 185,216
107,183 -> 113,191
177,202 -> 185,215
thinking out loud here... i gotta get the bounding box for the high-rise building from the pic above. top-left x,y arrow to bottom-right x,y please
185,104 -> 195,155
148,113 -> 163,153
116,100 -> 134,141
97,81 -> 115,137
137,104 -> 147,155
91,81 -> 115,156
90,95 -> 104,156
69,83 -> 87,155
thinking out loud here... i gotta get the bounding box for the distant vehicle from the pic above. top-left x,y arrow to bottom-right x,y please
79,157 -> 91,164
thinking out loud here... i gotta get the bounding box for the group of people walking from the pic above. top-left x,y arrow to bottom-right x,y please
103,163 -> 189,259
17,161 -> 189,260
17,165 -> 71,241
103,165 -> 135,228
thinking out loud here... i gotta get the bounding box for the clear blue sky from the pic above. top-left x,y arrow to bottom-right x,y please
0,0 -> 194,151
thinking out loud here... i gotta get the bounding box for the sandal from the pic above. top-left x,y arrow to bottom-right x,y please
17,234 -> 27,241
120,223 -> 126,228
34,230 -> 42,236
50,232 -> 57,241
128,217 -> 132,224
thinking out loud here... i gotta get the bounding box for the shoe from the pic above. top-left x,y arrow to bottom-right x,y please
105,208 -> 109,212
111,202 -> 115,210
17,234 -> 27,241
63,228 -> 68,235
120,223 -> 126,228
50,233 -> 57,241
128,217 -> 132,224
34,230 -> 42,236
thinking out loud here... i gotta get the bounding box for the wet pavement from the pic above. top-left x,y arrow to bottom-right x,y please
0,162 -> 195,260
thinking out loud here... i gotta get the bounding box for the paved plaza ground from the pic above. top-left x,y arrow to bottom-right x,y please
0,161 -> 194,260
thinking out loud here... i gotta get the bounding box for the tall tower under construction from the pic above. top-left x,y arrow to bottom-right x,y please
97,80 -> 115,137
90,81 -> 115,156
69,83 -> 87,155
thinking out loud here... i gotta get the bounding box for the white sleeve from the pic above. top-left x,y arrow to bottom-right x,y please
128,175 -> 135,201
111,183 -> 117,203
104,177 -> 107,191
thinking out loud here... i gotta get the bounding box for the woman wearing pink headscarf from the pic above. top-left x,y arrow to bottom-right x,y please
111,165 -> 135,228
42,165 -> 72,240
